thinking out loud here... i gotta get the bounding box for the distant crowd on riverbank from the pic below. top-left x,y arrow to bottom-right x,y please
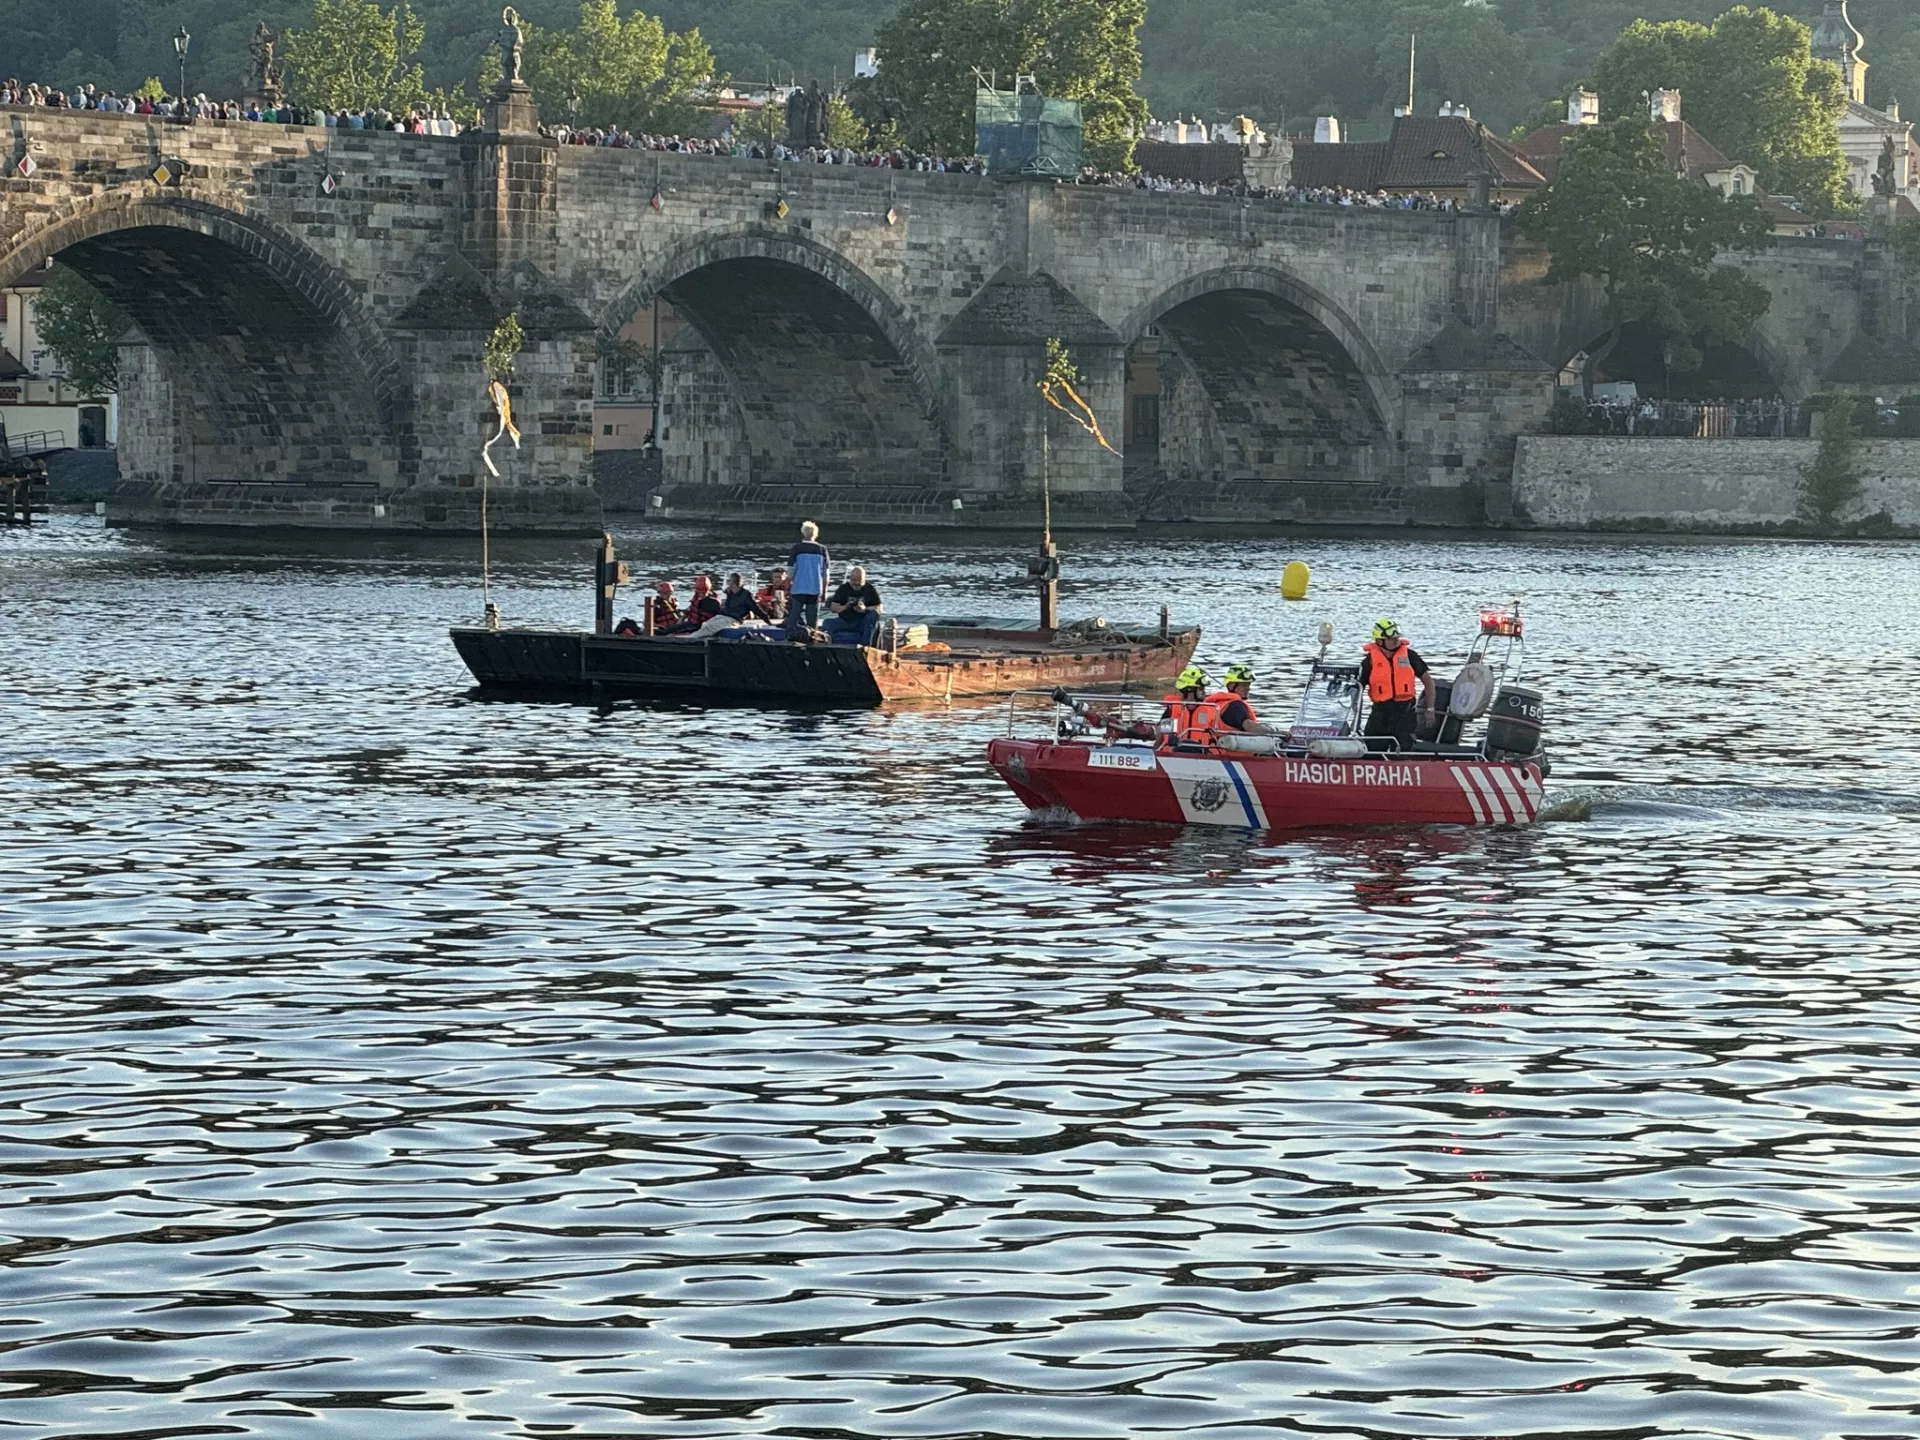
1556,396 -> 1812,438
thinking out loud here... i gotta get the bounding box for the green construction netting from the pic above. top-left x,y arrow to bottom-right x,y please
974,90 -> 1083,176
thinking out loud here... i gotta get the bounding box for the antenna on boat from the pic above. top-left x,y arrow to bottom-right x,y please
1034,338 -> 1120,633
480,312 -> 526,631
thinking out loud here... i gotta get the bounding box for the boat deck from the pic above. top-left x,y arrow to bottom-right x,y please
451,617 -> 1199,707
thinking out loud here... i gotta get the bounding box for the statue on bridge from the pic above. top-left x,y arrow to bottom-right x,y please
784,81 -> 828,149
500,7 -> 526,88
248,23 -> 284,105
1872,135 -> 1900,198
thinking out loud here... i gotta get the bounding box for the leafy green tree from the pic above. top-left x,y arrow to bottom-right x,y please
1519,117 -> 1774,397
868,0 -> 1149,171
1895,218 -> 1920,274
525,0 -> 715,134
823,92 -> 867,148
1800,392 -> 1863,526
283,0 -> 433,113
484,312 -> 524,381
133,77 -> 168,103
32,268 -> 132,398
738,93 -> 785,148
1587,8 -> 1849,214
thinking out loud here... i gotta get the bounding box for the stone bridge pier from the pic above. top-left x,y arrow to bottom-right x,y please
11,95 -> 1893,533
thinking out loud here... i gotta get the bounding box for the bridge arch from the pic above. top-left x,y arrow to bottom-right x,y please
0,193 -> 413,489
1553,321 -> 1787,403
600,228 -> 948,492
1121,266 -> 1399,488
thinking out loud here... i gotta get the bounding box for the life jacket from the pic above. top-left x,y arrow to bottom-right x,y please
1161,692 -> 1219,746
1206,689 -> 1258,732
1364,641 -> 1418,703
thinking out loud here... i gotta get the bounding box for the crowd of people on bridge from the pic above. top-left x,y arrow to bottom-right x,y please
1077,171 -> 1524,213
1,77 -> 466,133
550,126 -> 987,173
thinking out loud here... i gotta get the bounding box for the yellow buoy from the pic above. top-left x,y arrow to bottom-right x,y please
1279,560 -> 1310,601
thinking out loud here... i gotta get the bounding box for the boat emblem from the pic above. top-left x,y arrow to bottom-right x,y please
1007,752 -> 1028,782
1189,778 -> 1230,813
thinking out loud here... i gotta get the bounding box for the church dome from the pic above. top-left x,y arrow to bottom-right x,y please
1811,0 -> 1863,64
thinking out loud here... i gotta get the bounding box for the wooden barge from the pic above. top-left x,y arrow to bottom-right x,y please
451,538 -> 1199,706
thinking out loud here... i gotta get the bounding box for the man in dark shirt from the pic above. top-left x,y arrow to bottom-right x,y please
825,565 -> 883,645
1359,619 -> 1435,751
1213,663 -> 1278,738
720,571 -> 772,622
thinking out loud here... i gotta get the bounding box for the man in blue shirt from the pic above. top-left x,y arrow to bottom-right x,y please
786,520 -> 830,633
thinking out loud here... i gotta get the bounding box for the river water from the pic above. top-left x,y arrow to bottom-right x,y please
3,515 -> 1919,1439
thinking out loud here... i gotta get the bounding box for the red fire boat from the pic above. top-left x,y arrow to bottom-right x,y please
986,605 -> 1549,832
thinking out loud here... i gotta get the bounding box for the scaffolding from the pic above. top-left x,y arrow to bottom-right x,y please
974,86 -> 1083,176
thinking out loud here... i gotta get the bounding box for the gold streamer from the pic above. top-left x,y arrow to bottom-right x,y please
1037,337 -> 1122,457
482,378 -> 522,477
1041,377 -> 1122,456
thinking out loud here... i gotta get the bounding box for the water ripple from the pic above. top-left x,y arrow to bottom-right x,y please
2,520 -> 1918,1437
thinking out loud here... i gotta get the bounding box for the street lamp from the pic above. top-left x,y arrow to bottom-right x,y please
173,27 -> 191,108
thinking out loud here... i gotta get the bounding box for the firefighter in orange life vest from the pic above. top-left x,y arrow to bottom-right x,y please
1160,666 -> 1218,747
1360,618 -> 1434,751
1209,663 -> 1280,737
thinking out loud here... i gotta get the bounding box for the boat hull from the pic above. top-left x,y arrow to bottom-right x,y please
986,737 -> 1546,831
452,627 -> 1200,706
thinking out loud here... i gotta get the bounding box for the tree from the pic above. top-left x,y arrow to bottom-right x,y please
1896,218 -> 1920,274
1587,8 -> 1849,215
737,93 -> 784,149
1519,117 -> 1775,397
283,0 -> 433,114
823,92 -> 868,148
868,0 -> 1149,171
484,312 -> 524,381
1801,392 -> 1863,526
32,268 -> 131,398
525,0 -> 715,135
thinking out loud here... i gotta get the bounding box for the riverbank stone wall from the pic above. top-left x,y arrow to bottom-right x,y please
1512,436 -> 1920,531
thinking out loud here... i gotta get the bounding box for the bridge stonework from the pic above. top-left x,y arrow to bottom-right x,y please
0,104 -> 1903,532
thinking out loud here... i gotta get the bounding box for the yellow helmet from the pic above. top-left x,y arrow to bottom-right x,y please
1223,663 -> 1254,687
1176,666 -> 1208,691
1372,618 -> 1401,642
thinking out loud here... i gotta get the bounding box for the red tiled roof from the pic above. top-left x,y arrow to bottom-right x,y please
1380,116 -> 1543,189
1516,118 -> 1743,185
1759,194 -> 1812,224
1133,140 -> 1248,184
1289,116 -> 1543,193
1288,140 -> 1386,189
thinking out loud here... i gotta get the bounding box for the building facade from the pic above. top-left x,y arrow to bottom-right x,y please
1811,0 -> 1920,203
594,297 -> 686,451
0,264 -> 118,453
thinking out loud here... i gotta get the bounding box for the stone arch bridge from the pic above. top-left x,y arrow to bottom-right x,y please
0,101 -> 1898,529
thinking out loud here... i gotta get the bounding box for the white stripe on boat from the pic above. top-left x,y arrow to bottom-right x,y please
1468,768 -> 1511,824
1489,766 -> 1532,823
1450,765 -> 1489,824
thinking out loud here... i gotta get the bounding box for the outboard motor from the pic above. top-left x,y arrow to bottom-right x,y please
1485,685 -> 1546,760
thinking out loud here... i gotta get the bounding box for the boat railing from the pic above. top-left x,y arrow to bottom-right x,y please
1006,688 -> 1163,738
